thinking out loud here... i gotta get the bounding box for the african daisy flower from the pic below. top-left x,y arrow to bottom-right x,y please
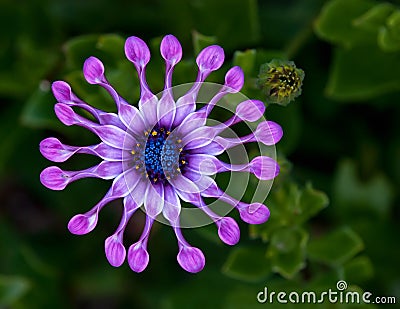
39,35 -> 283,273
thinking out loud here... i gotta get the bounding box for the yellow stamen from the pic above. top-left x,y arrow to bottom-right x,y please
131,150 -> 136,155
151,131 -> 157,136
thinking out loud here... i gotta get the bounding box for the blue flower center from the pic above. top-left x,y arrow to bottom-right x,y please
132,127 -> 186,184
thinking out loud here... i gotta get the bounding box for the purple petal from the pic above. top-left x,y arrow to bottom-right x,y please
127,216 -> 154,272
95,161 -> 124,179
177,246 -> 205,273
128,178 -> 148,206
124,36 -> 157,111
144,183 -> 164,218
235,100 -> 265,122
67,180 -> 126,235
124,36 -> 150,68
183,170 -> 215,192
83,56 -> 106,84
123,194 -> 141,213
39,138 -> 124,163
163,185 -> 181,223
190,140 -> 225,156
93,125 -> 136,150
175,111 -> 207,136
224,66 -> 244,93
186,154 -> 219,175
90,143 -> 125,161
157,94 -> 176,129
124,36 -> 156,113
168,174 -> 200,194
249,156 -> 280,180
118,103 -> 147,136
160,34 -> 182,65
40,166 -> 69,190
201,183 -> 271,225
40,161 -> 122,191
255,121 -> 283,145
216,217 -> 240,245
127,242 -> 149,273
182,126 -> 216,149
39,137 -> 74,162
104,235 -> 126,267
108,168 -> 140,198
68,212 -> 98,235
54,103 -> 76,126
172,95 -> 196,127
238,203 -> 270,224
52,81 -> 73,103
52,81 -> 113,124
139,96 -> 158,128
97,112 -> 126,130
196,45 -> 224,73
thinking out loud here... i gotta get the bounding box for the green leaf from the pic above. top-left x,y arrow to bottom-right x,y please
192,31 -> 218,55
387,10 -> 400,39
378,27 -> 400,52
65,70 -> 115,111
326,45 -> 400,101
95,34 -> 125,60
233,49 -> 256,77
20,83 -> 61,130
64,35 -> 99,69
377,11 -> 400,52
267,227 -> 308,279
296,183 -> 329,224
344,256 -> 374,283
249,182 -> 328,242
308,227 -> 364,266
0,275 -> 30,306
222,247 -> 272,282
64,34 -> 124,70
353,3 -> 395,33
332,159 -> 394,219
315,0 -> 376,47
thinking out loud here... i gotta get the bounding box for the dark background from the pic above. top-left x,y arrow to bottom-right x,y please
0,0 -> 399,308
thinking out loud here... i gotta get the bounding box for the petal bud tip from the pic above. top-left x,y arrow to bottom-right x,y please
105,235 -> 126,267
128,243 -> 149,273
160,34 -> 182,65
83,56 -> 105,84
217,217 -> 240,245
177,246 -> 205,273
225,66 -> 244,92
196,45 -> 225,72
124,36 -> 151,68
68,213 -> 98,235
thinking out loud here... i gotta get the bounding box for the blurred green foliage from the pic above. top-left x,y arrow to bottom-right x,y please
0,0 -> 399,308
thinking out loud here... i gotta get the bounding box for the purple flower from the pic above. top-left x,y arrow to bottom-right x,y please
40,35 -> 283,273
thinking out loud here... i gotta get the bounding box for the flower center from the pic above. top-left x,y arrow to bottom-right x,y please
131,127 -> 186,184
267,66 -> 301,97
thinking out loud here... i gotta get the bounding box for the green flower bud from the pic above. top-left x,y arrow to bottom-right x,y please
257,59 -> 304,106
